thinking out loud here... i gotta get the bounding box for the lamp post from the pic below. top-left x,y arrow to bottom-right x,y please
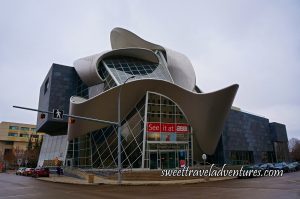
118,76 -> 135,184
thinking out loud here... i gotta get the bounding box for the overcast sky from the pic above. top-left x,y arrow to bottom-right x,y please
0,0 -> 299,139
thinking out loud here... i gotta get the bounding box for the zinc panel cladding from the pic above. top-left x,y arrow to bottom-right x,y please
48,64 -> 78,117
222,109 -> 274,163
36,64 -> 79,133
269,122 -> 288,142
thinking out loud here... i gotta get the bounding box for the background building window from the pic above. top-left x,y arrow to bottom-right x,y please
20,127 -> 30,131
9,126 -> 19,130
4,141 -> 14,145
20,133 -> 29,138
8,132 -> 18,137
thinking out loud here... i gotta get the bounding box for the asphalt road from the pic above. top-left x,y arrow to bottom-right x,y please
0,171 -> 299,199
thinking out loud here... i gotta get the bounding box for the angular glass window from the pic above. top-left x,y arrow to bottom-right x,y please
101,56 -> 173,85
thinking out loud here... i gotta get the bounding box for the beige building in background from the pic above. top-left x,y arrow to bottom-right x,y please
0,121 -> 44,162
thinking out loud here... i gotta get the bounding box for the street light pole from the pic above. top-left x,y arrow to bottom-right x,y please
118,76 -> 135,185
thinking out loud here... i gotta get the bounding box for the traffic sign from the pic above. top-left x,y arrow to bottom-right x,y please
53,109 -> 64,120
17,159 -> 22,166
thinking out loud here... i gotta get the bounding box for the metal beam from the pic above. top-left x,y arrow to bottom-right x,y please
13,105 -> 118,125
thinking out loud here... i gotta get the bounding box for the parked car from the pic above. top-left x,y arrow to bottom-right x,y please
287,163 -> 297,172
32,167 -> 50,177
253,163 -> 263,167
23,168 -> 34,176
290,162 -> 300,171
274,162 -> 289,173
260,163 -> 275,171
16,167 -> 26,175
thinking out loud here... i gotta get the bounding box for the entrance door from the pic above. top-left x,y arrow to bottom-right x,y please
160,151 -> 176,169
150,152 -> 158,169
161,152 -> 168,169
169,152 -> 176,168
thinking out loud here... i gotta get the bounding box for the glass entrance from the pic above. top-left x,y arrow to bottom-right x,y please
150,152 -> 158,169
160,151 -> 176,169
143,92 -> 193,170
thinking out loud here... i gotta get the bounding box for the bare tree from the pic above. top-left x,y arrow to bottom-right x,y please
289,138 -> 300,161
15,147 -> 25,162
289,138 -> 299,152
23,134 -> 43,168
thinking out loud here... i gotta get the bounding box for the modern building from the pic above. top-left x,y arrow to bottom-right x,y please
208,108 -> 289,165
0,121 -> 44,166
36,28 -> 288,169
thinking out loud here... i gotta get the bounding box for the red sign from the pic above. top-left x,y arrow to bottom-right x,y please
147,122 -> 189,133
180,160 -> 186,167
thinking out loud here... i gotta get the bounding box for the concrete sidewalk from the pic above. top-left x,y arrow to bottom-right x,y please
37,174 -> 236,185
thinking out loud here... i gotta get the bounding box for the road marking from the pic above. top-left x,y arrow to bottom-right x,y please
0,186 -> 34,190
0,193 -> 39,198
11,186 -> 34,189
286,180 -> 299,183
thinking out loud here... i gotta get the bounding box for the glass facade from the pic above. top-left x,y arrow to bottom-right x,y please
66,92 -> 192,169
75,53 -> 173,103
38,135 -> 68,167
103,73 -> 117,91
66,95 -> 146,169
228,151 -> 254,165
66,134 -> 92,168
101,55 -> 173,84
144,92 -> 192,169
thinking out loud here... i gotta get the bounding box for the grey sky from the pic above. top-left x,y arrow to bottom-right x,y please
0,0 -> 299,139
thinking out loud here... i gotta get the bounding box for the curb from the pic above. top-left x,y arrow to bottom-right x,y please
36,176 -> 237,186
36,177 -> 104,186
